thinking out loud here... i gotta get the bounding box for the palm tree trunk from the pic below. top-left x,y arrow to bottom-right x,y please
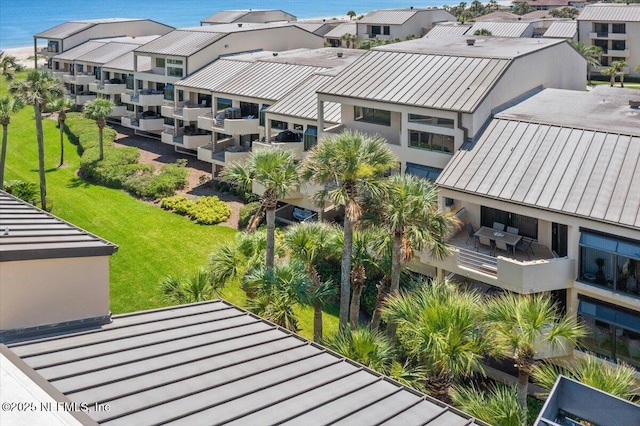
620,73 -> 624,88
340,212 -> 354,330
370,276 -> 389,329
98,125 -> 104,161
386,234 -> 404,339
349,264 -> 366,328
0,124 -> 8,186
425,371 -> 453,403
34,102 -> 47,209
265,205 -> 276,271
309,265 -> 323,342
247,205 -> 264,233
58,121 -> 64,167
610,73 -> 615,87
516,368 -> 529,415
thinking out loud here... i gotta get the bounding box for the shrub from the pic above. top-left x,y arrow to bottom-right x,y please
238,201 -> 261,230
3,180 -> 38,205
161,195 -> 231,225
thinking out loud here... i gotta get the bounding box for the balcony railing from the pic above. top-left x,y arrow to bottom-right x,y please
121,90 -> 164,107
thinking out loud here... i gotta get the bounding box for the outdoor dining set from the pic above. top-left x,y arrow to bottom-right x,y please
466,222 -> 535,259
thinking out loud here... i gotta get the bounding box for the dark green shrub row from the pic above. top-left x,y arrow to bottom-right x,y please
2,180 -> 38,205
212,179 -> 260,203
66,113 -> 187,199
161,195 -> 231,225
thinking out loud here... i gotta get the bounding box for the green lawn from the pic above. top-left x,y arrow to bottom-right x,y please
590,81 -> 640,90
1,75 -> 338,339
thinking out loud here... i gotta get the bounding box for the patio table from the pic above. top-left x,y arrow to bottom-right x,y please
474,226 -> 522,255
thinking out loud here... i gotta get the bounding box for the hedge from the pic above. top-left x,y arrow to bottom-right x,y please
161,195 -> 231,225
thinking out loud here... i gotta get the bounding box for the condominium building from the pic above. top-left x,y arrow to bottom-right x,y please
33,18 -> 173,68
511,0 -> 586,11
577,3 -> 640,77
356,8 -> 455,41
432,87 -> 640,371
200,9 -> 296,25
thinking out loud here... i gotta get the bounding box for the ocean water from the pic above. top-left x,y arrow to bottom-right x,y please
0,0 -> 459,49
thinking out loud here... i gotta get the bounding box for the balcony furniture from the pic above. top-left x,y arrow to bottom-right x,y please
493,222 -> 505,231
478,236 -> 494,255
475,226 -> 522,256
516,237 -> 535,259
507,226 -> 519,235
465,223 -> 476,245
495,240 -> 509,255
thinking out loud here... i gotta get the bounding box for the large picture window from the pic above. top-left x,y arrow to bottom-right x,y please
408,114 -> 454,128
354,106 -> 391,126
409,130 -> 454,154
579,231 -> 640,298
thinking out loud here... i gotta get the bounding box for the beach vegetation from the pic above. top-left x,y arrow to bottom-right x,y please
0,95 -> 24,184
0,52 -> 25,81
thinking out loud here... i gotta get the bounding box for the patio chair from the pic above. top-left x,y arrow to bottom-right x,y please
465,223 -> 475,244
494,240 -> 509,255
516,237 -> 534,259
478,236 -> 493,255
507,226 -> 519,235
493,222 -> 505,231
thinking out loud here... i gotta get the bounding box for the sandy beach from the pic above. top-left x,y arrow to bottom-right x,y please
2,46 -> 46,69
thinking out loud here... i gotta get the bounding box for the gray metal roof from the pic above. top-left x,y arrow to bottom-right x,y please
213,61 -> 328,101
3,300 -> 485,426
436,116 -> 640,229
474,11 -> 520,21
0,191 -> 118,262
54,41 -> 108,61
34,19 -> 151,39
102,51 -> 151,72
74,42 -> 140,65
176,58 -> 255,90
426,24 -> 472,37
268,74 -> 341,123
200,9 -> 294,24
318,49 -> 511,113
134,30 -> 225,56
467,22 -> 532,38
542,21 -> 577,39
577,4 -> 640,22
359,9 -> 418,25
324,23 -> 357,38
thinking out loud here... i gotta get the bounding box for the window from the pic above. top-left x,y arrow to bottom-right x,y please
370,25 -> 381,37
197,93 -> 211,107
271,120 -> 288,130
94,66 -> 101,80
259,105 -> 270,126
304,126 -> 317,151
178,90 -> 184,102
47,41 -> 59,53
240,102 -> 259,118
612,23 -> 626,34
354,106 -> 391,126
593,23 -> 608,37
408,114 -> 455,128
409,130 -> 454,154
579,231 -> 640,298
164,83 -> 174,101
578,297 -> 640,369
164,117 -> 175,126
481,206 -> 538,240
76,64 -> 83,73
383,26 -> 390,36
612,40 -> 626,51
156,58 -> 165,68
167,59 -> 183,65
405,163 -> 442,181
167,67 -> 183,77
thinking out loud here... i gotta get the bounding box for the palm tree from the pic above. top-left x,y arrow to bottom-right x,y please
0,52 -> 25,81
285,221 -> 340,341
0,96 -> 24,186
451,383 -> 525,426
484,293 -> 585,414
223,148 -> 299,271
47,97 -> 74,167
532,354 -> 639,402
301,130 -> 397,329
83,98 -> 114,161
160,268 -> 224,304
373,174 -> 456,336
9,71 -> 65,209
340,33 -> 357,49
474,28 -> 493,36
346,10 -> 357,20
569,41 -> 602,85
383,280 -> 487,401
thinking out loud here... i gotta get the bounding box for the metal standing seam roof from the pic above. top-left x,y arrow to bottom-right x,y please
73,42 -> 141,66
577,4 -> 640,22
102,51 -> 151,72
436,118 -> 640,229
267,74 -> 341,123
34,19 -> 150,39
426,25 -> 472,37
53,41 -> 108,61
543,21 -> 577,39
212,62 -> 328,101
324,23 -> 357,38
134,30 -> 226,56
0,191 -> 118,262
359,10 -> 418,25
467,22 -> 532,38
2,300 -> 486,426
474,11 -> 520,21
175,59 -> 255,90
318,49 -> 511,113
201,10 -> 253,24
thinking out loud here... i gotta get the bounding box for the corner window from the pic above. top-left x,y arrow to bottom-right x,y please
354,106 -> 391,126
405,163 -> 442,181
164,83 -> 174,101
167,67 -> 183,77
240,102 -> 259,118
408,114 -> 454,128
409,130 -> 454,154
216,97 -> 233,111
271,120 -> 288,130
156,58 -> 165,68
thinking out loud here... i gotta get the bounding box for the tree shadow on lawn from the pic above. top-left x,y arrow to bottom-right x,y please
66,176 -> 92,189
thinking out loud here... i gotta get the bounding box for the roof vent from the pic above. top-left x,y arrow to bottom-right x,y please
238,23 -> 243,27
273,52 -> 278,56
337,52 -> 343,58
466,38 -> 476,46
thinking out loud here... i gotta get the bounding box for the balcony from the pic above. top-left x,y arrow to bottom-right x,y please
88,81 -> 127,95
121,90 -> 164,107
121,114 -> 164,132
62,74 -> 75,84
212,145 -> 251,166
183,106 -> 210,122
589,32 -> 627,40
51,71 -> 66,79
252,140 -> 304,158
201,112 -> 260,135
161,104 -> 176,118
75,74 -> 96,85
197,143 -> 214,163
75,93 -> 96,105
109,106 -> 127,118
197,113 -> 215,131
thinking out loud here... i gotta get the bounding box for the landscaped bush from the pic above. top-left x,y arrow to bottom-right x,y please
3,180 -> 38,205
161,195 -> 231,225
68,114 -> 187,199
238,201 -> 261,229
